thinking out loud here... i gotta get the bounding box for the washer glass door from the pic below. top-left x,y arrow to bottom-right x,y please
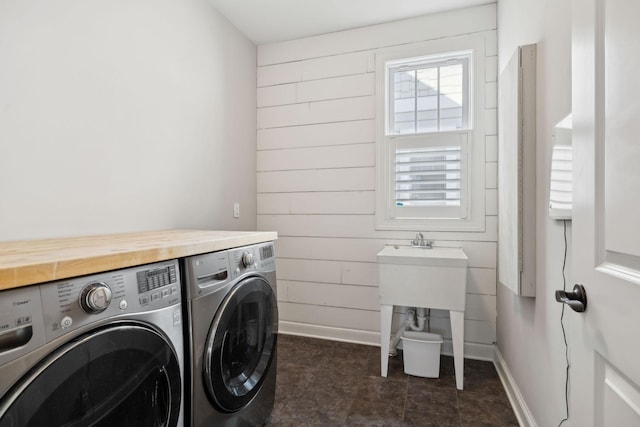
204,276 -> 277,412
0,323 -> 181,427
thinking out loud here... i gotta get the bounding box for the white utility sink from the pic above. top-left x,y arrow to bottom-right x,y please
377,245 -> 468,310
377,245 -> 468,266
377,245 -> 468,389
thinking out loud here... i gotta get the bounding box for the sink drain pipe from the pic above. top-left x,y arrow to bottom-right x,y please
388,307 -> 429,356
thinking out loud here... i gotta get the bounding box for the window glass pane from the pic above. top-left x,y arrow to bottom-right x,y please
393,70 -> 415,134
438,64 -> 464,131
416,68 -> 438,133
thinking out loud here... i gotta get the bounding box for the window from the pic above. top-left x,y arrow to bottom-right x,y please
388,54 -> 470,134
375,37 -> 486,231
387,52 -> 470,217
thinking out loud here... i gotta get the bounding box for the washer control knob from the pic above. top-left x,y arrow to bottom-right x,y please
241,252 -> 254,268
79,282 -> 112,314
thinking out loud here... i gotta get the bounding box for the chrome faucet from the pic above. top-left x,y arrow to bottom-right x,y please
411,232 -> 433,248
415,232 -> 424,245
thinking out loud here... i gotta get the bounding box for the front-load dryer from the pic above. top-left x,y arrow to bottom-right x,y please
183,241 -> 278,427
0,259 -> 184,427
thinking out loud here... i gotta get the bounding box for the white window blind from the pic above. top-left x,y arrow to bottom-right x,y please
387,132 -> 468,220
549,114 -> 573,220
549,145 -> 573,214
395,146 -> 461,207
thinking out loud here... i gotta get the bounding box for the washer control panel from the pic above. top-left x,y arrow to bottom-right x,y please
135,263 -> 178,307
40,259 -> 181,342
229,242 -> 276,279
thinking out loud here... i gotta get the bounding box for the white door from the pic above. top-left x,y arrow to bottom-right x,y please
571,0 -> 640,425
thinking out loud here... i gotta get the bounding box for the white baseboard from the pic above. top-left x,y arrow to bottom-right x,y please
442,339 -> 495,361
278,320 -> 494,360
493,347 -> 537,427
278,321 -> 380,346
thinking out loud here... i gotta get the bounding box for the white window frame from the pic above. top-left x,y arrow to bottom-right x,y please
375,35 -> 486,232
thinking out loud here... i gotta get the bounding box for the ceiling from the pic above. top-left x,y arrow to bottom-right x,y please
208,0 -> 494,45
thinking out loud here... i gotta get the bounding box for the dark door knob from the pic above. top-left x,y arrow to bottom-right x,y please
555,284 -> 587,313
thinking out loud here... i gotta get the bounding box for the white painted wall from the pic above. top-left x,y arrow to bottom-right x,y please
256,4 -> 498,358
0,0 -> 257,241
496,0 -> 572,426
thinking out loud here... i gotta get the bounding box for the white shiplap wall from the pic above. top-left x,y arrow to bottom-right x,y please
257,4 -> 498,359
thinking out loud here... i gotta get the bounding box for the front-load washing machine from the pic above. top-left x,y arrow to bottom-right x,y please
0,259 -> 184,427
183,241 -> 278,427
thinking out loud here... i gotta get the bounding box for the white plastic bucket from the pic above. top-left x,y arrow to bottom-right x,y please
400,331 -> 443,378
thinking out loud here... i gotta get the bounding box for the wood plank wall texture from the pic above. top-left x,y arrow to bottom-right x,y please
256,4 -> 498,359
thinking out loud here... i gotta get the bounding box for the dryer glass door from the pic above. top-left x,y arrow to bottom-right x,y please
204,276 -> 277,412
0,323 -> 181,427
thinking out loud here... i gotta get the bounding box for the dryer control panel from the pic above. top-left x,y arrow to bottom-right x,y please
183,241 -> 276,300
40,259 -> 181,342
229,242 -> 276,279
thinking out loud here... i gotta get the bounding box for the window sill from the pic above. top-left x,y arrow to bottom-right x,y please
375,215 -> 486,233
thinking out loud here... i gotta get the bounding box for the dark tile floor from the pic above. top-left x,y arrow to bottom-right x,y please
267,334 -> 518,427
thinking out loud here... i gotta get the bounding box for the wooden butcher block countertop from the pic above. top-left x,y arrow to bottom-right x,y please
0,229 -> 277,291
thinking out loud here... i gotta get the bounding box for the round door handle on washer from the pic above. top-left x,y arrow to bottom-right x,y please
79,282 -> 113,314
